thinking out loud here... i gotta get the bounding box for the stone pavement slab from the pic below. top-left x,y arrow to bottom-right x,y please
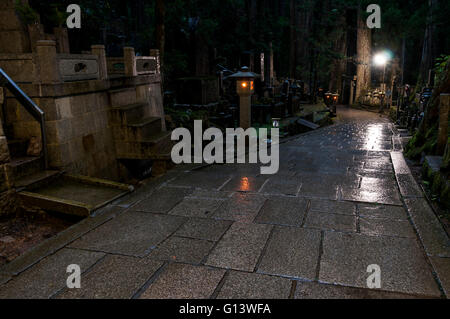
255,196 -> 307,227
140,263 -> 225,299
221,175 -> 269,192
360,217 -> 416,238
149,236 -> 214,264
69,212 -> 186,257
205,222 -> 272,272
405,198 -> 450,257
174,218 -> 232,241
294,281 -> 423,299
341,187 -> 402,206
298,183 -> 339,200
217,271 -> 292,299
358,203 -> 408,220
0,274 -> 10,285
212,193 -> 267,222
188,189 -> 233,199
359,176 -> 398,191
257,226 -> 321,280
390,151 -> 412,174
259,176 -> 301,196
132,186 -> 193,213
169,197 -> 225,218
430,257 -> 450,296
168,171 -> 232,190
304,211 -> 356,232
396,174 -> 423,198
319,232 -> 441,296
310,199 -> 356,215
0,248 -> 105,299
58,255 -> 163,299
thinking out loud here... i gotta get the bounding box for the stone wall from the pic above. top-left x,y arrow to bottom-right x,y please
0,0 -> 31,54
3,73 -> 164,180
0,88 -> 11,192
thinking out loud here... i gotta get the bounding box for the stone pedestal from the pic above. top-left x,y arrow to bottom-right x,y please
91,45 -> 108,80
54,27 -> 70,53
240,95 -> 251,129
150,49 -> 160,74
123,47 -> 137,77
36,40 -> 60,84
438,94 -> 450,155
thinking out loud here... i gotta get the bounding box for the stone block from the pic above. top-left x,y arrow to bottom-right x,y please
212,193 -> 267,223
294,281 -> 424,299
132,186 -> 192,214
217,271 -> 292,299
0,136 -> 10,164
205,222 -> 272,272
169,197 -> 225,218
358,203 -> 408,220
257,226 -> 321,280
0,248 -> 105,299
175,218 -> 232,241
304,211 -> 356,232
55,97 -> 73,119
58,255 -> 163,299
360,217 -> 416,238
109,88 -> 137,107
149,236 -> 214,264
68,211 -> 186,257
255,196 -> 307,227
0,31 -> 30,54
140,263 -> 225,299
319,232 -> 441,296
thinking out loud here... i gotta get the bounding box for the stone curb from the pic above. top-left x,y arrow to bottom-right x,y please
0,205 -> 124,277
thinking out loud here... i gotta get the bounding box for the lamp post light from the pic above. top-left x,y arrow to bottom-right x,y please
373,52 -> 390,93
230,66 -> 256,129
373,51 -> 391,111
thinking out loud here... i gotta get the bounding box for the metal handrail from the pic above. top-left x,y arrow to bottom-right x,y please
0,68 -> 48,169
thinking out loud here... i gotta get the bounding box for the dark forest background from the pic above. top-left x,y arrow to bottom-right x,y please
28,0 -> 450,90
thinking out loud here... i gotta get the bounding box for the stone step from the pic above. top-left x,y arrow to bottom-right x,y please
425,156 -> 443,173
7,139 -> 28,158
116,131 -> 174,160
7,156 -> 44,181
110,102 -> 149,125
19,174 -> 133,217
127,116 -> 162,141
112,116 -> 162,142
14,170 -> 61,189
109,87 -> 137,107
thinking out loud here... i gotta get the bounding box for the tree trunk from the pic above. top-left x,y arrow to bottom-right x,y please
155,0 -> 165,74
329,16 -> 347,96
419,0 -> 438,86
295,4 -> 312,81
289,0 -> 296,78
355,8 -> 371,101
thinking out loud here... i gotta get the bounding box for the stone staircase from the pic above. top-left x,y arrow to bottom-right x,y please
6,138 -> 60,189
109,88 -> 174,175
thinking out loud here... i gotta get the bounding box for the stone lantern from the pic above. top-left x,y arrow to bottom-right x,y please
230,66 -> 256,129
331,93 -> 339,114
324,92 -> 332,107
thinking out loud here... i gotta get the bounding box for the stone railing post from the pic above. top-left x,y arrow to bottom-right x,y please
123,47 -> 137,77
438,93 -> 450,155
150,49 -> 161,74
36,40 -> 61,84
91,44 -> 108,80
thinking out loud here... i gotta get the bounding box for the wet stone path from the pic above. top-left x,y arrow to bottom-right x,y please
1,106 -> 450,299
